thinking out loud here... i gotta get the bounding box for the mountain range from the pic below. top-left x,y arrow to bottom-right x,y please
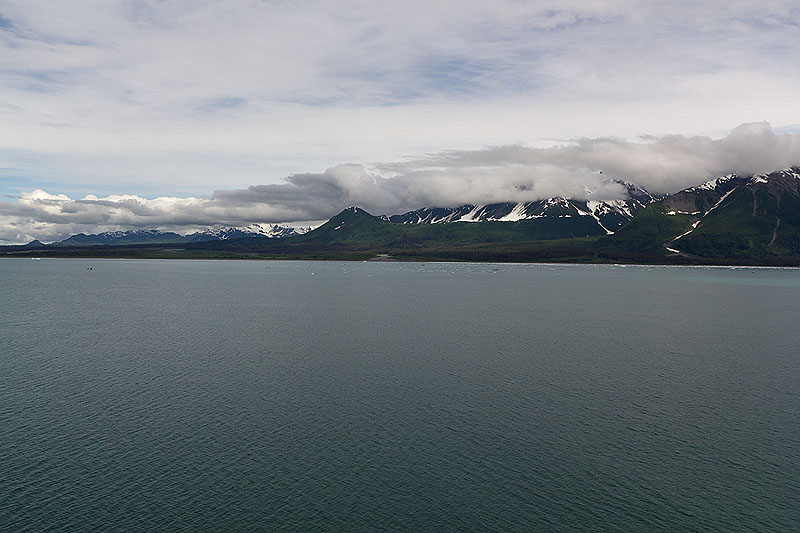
38,180 -> 654,247
7,167 -> 800,264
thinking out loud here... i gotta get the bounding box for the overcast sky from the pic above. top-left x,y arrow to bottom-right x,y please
2,1 -> 800,243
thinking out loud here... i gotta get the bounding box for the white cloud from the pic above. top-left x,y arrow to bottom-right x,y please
1,1 -> 800,197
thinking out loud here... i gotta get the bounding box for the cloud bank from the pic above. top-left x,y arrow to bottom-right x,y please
2,122 -> 799,244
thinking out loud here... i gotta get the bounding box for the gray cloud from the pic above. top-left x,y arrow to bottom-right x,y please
387,121 -> 800,194
3,122 -> 799,244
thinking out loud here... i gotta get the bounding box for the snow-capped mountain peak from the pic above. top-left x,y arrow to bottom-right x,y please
185,224 -> 311,242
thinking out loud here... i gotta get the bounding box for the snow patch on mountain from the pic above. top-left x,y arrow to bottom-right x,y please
694,173 -> 738,191
185,223 -> 311,242
386,180 -> 655,233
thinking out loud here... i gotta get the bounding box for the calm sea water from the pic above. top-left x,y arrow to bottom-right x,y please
1,259 -> 798,531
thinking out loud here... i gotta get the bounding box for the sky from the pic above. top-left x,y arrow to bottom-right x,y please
1,0 -> 800,243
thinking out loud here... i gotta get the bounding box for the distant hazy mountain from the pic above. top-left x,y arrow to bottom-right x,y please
51,224 -> 310,246
57,229 -> 187,246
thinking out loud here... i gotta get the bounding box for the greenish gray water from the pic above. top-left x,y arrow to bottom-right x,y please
1,259 -> 798,531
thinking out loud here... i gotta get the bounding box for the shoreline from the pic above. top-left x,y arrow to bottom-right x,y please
4,254 -> 800,269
